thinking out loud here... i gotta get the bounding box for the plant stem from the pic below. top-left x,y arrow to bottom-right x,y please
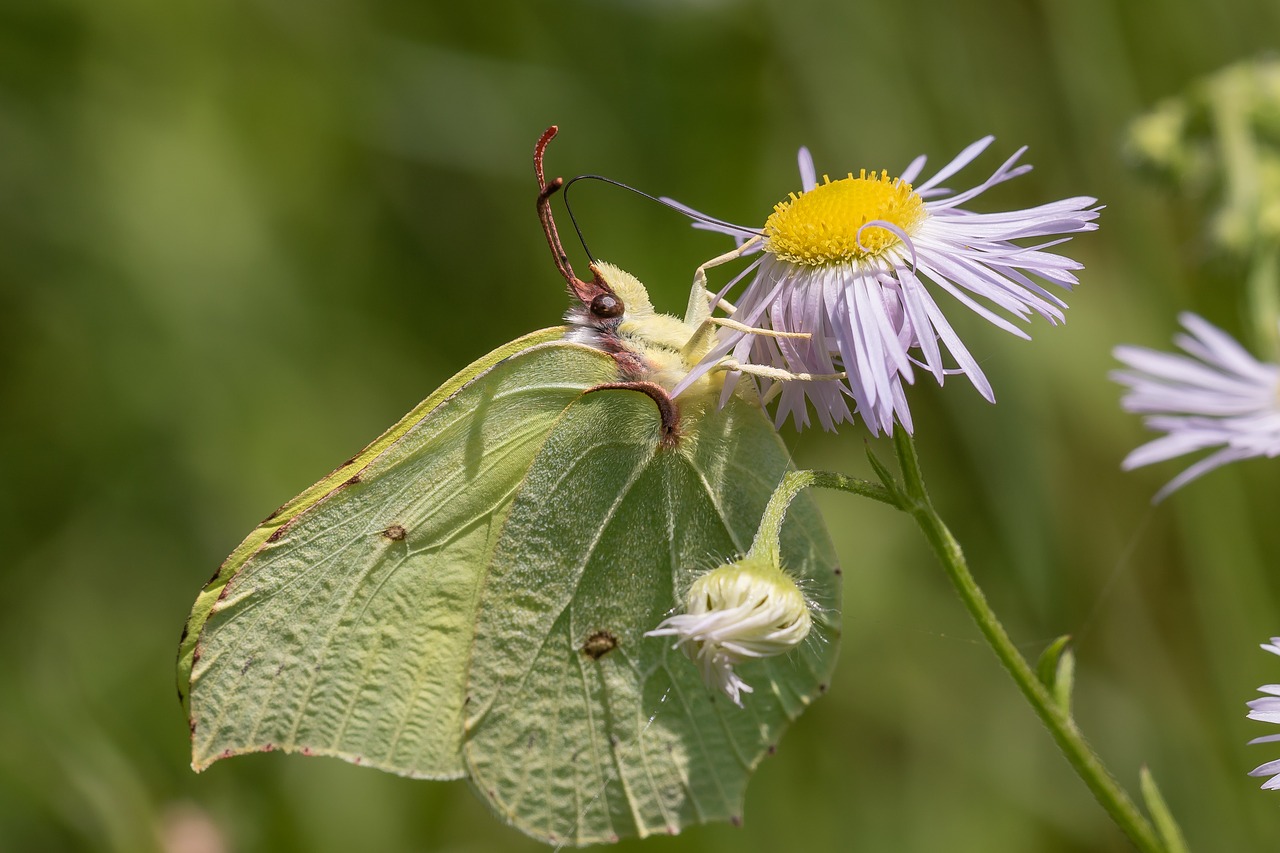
889,430 -> 1164,853
756,447 -> 1180,850
748,469 -> 894,567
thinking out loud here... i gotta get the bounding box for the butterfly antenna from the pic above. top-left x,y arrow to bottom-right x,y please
561,173 -> 763,261
535,127 -> 620,313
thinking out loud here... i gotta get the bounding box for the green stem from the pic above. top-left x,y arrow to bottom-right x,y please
1245,244 -> 1280,359
748,470 -> 894,567
889,431 -> 1164,853
754,447 -> 1180,850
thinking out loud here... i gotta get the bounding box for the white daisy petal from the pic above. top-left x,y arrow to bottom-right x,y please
798,146 -> 817,191
1112,314 -> 1280,501
1249,645 -> 1280,792
670,139 -> 1098,433
916,135 -> 996,192
899,153 -> 928,185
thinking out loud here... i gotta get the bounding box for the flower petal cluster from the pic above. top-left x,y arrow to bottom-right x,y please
646,554 -> 811,707
674,140 -> 1100,433
1112,312 -> 1280,501
1248,638 -> 1280,790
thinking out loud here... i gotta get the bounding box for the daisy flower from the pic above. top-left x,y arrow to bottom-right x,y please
646,554 -> 812,707
1111,312 -> 1280,502
1247,637 -> 1280,790
672,139 -> 1101,433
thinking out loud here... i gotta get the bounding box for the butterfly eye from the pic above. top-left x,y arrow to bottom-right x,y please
590,293 -> 624,319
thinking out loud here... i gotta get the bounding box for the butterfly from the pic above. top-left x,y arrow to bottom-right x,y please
177,126 -> 840,845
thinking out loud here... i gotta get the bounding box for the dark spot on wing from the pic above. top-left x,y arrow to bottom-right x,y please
729,815 -> 743,828
263,743 -> 274,752
240,656 -> 253,675
266,527 -> 286,543
766,744 -> 777,755
834,567 -> 842,576
818,683 -> 828,693
382,524 -> 407,541
580,630 -> 619,660
344,474 -> 362,486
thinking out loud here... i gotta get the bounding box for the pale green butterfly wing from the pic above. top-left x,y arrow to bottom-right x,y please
464,390 -> 840,844
180,329 -> 619,777
179,326 -> 840,842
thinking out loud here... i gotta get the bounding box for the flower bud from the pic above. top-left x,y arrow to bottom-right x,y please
646,554 -> 811,707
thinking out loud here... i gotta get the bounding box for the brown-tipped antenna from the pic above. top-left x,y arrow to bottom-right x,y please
534,126 -> 623,318
535,127 -> 576,286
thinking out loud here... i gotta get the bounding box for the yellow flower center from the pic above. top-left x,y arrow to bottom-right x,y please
764,170 -> 927,266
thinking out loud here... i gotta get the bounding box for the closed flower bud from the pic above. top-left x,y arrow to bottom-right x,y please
647,554 -> 811,707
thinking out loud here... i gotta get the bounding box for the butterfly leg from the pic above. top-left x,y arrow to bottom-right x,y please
682,237 -> 808,362
705,317 -> 810,339
682,236 -> 762,326
717,358 -> 846,383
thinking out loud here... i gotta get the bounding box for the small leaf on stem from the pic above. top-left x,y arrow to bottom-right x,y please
1139,766 -> 1190,853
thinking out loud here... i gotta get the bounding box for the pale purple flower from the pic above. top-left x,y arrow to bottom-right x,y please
672,139 -> 1101,433
1112,313 -> 1280,501
1247,638 -> 1280,790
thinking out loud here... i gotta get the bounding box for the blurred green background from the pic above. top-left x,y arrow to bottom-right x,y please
3,0 -> 1280,850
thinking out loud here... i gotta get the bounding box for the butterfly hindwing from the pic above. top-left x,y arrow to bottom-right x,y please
463,388 -> 840,844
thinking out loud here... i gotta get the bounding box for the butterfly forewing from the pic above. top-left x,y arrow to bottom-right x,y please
185,337 -> 618,778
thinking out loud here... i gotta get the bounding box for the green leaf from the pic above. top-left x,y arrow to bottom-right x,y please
179,328 -> 839,844
1139,766 -> 1190,853
1034,635 -> 1075,713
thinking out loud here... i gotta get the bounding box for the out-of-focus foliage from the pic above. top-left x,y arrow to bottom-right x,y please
1126,55 -> 1280,255
2,1 -> 1279,851
1126,55 -> 1280,355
